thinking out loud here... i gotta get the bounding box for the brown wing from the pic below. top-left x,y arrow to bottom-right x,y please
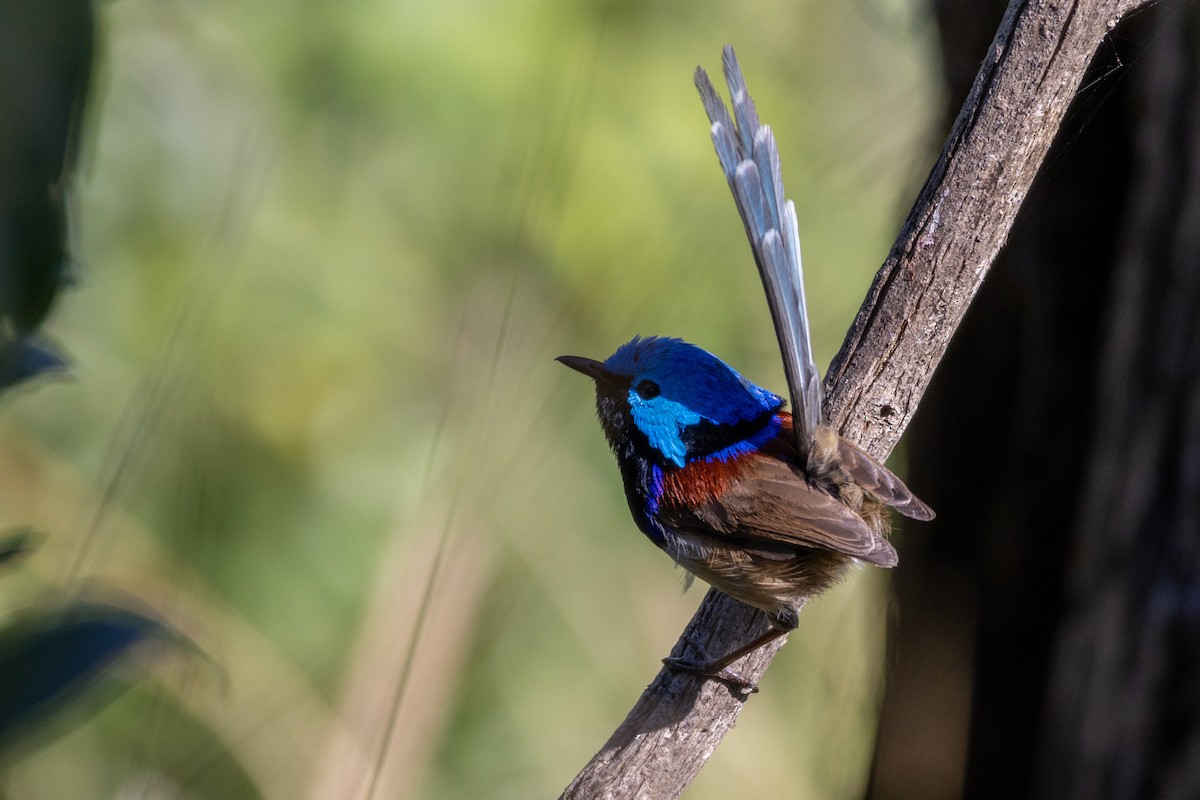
837,438 -> 936,521
657,456 -> 898,567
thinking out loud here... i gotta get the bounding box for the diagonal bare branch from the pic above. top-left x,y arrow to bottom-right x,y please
560,1 -> 1157,798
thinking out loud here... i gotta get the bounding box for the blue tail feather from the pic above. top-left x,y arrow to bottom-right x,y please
695,45 -> 823,467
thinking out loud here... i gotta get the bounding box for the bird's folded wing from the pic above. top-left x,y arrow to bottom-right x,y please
658,458 -> 898,567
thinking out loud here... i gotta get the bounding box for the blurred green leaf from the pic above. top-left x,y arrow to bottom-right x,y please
0,337 -> 70,393
0,527 -> 43,570
0,601 -> 174,748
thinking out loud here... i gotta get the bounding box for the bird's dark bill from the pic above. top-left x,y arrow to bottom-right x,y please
556,355 -> 610,382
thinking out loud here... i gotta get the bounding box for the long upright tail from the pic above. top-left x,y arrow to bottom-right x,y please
694,46 -> 822,473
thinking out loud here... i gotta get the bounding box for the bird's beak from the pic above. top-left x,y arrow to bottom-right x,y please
556,355 -> 612,383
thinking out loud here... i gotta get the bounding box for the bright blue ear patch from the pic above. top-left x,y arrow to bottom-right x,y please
604,336 -> 782,466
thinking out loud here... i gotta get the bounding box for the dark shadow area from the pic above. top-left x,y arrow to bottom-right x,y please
870,3 -> 1200,799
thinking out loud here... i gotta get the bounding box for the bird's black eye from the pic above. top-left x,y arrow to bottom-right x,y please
636,380 -> 661,400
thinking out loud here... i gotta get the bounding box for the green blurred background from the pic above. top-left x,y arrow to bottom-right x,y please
0,0 -> 940,796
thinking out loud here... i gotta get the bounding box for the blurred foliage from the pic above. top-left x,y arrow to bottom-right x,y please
0,0 -> 92,391
0,0 -> 939,797
0,600 -> 180,750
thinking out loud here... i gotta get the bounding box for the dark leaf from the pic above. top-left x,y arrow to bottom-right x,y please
0,526 -> 43,570
0,0 -> 95,333
0,334 -> 69,391
0,601 -> 174,747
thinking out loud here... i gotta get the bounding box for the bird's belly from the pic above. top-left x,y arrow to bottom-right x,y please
671,543 -> 851,625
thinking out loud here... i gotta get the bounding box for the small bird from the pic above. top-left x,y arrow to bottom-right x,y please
558,47 -> 932,690
558,338 -> 931,689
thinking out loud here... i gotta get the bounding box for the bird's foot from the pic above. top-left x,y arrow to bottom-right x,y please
662,655 -> 758,694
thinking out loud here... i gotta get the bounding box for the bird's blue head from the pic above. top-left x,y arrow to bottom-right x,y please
558,336 -> 783,467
